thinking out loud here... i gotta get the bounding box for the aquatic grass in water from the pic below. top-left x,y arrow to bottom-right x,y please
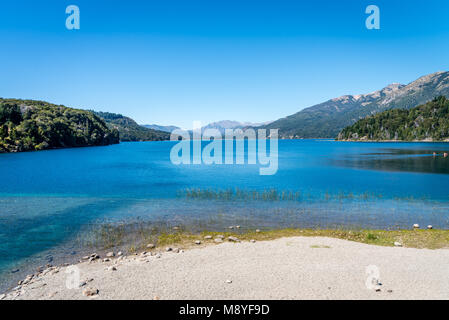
179,188 -> 420,202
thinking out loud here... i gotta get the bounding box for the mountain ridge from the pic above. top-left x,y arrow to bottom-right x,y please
262,71 -> 449,139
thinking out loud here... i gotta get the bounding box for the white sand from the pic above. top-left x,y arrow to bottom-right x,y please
3,237 -> 449,300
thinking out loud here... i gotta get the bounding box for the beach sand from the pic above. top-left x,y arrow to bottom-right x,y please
3,236 -> 449,300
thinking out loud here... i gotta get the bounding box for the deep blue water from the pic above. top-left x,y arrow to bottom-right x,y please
1,140 -> 449,291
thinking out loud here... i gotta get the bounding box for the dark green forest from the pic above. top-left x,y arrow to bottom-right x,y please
92,111 -> 170,142
0,98 -> 119,153
337,96 -> 449,141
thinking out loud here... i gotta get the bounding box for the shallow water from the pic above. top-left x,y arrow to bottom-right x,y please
1,140 -> 449,291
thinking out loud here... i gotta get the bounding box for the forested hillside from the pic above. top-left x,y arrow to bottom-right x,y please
0,98 -> 119,153
337,96 -> 449,141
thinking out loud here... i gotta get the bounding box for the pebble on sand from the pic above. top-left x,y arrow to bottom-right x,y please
413,224 -> 420,229
250,239 -> 256,243
107,266 -> 117,271
195,240 -> 201,245
106,252 -> 115,258
204,235 -> 213,240
216,235 -> 225,239
256,229 -> 261,233
147,244 -> 156,249
0,294 -> 5,300
117,251 -> 123,256
82,288 -> 99,297
166,247 -> 173,252
228,236 -> 240,242
214,238 -> 223,243
394,242 -> 402,247
427,225 -> 433,229
226,280 -> 232,284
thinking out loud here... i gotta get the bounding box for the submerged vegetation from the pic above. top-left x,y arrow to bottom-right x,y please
338,96 -> 449,141
178,188 -> 426,202
0,98 -> 119,153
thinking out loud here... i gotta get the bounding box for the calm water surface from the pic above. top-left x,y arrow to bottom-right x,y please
1,140 -> 449,290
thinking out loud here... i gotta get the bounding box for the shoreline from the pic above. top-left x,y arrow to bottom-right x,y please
2,228 -> 449,300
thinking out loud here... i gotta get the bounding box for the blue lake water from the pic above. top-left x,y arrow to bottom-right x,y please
1,139 -> 449,291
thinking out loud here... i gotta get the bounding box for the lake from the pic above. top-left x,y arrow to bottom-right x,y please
1,139 -> 449,291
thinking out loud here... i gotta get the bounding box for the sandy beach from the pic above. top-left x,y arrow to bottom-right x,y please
2,236 -> 449,300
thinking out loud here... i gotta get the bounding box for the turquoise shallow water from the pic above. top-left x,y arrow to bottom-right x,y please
1,139 -> 449,290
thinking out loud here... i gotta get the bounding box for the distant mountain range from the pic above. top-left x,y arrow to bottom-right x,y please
201,120 -> 271,134
141,124 -> 180,133
262,71 -> 449,139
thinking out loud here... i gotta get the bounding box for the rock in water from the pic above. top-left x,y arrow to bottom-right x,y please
413,224 -> 420,229
427,225 -> 433,229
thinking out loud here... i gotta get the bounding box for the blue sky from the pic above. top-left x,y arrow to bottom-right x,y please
0,0 -> 448,128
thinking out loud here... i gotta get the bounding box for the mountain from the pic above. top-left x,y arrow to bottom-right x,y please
337,96 -> 449,142
262,71 -> 449,139
142,124 -> 180,133
202,120 -> 270,134
0,98 -> 119,153
93,111 -> 170,141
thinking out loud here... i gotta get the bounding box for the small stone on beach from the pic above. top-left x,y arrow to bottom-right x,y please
117,251 -> 123,256
413,224 -> 420,229
106,252 -> 115,257
166,247 -> 173,252
0,294 -> 5,300
394,242 -> 402,247
427,225 -> 433,229
250,239 -> 256,243
226,280 -> 232,284
107,266 -> 117,271
147,244 -> 155,249
228,236 -> 240,242
195,240 -> 201,245
214,238 -> 223,243
256,229 -> 261,233
204,235 -> 212,240
82,288 -> 99,297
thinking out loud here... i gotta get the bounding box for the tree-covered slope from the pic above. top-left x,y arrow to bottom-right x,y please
0,98 -> 119,153
337,96 -> 449,141
93,111 -> 170,142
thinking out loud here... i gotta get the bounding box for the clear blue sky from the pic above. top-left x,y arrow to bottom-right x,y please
1,0 -> 448,128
